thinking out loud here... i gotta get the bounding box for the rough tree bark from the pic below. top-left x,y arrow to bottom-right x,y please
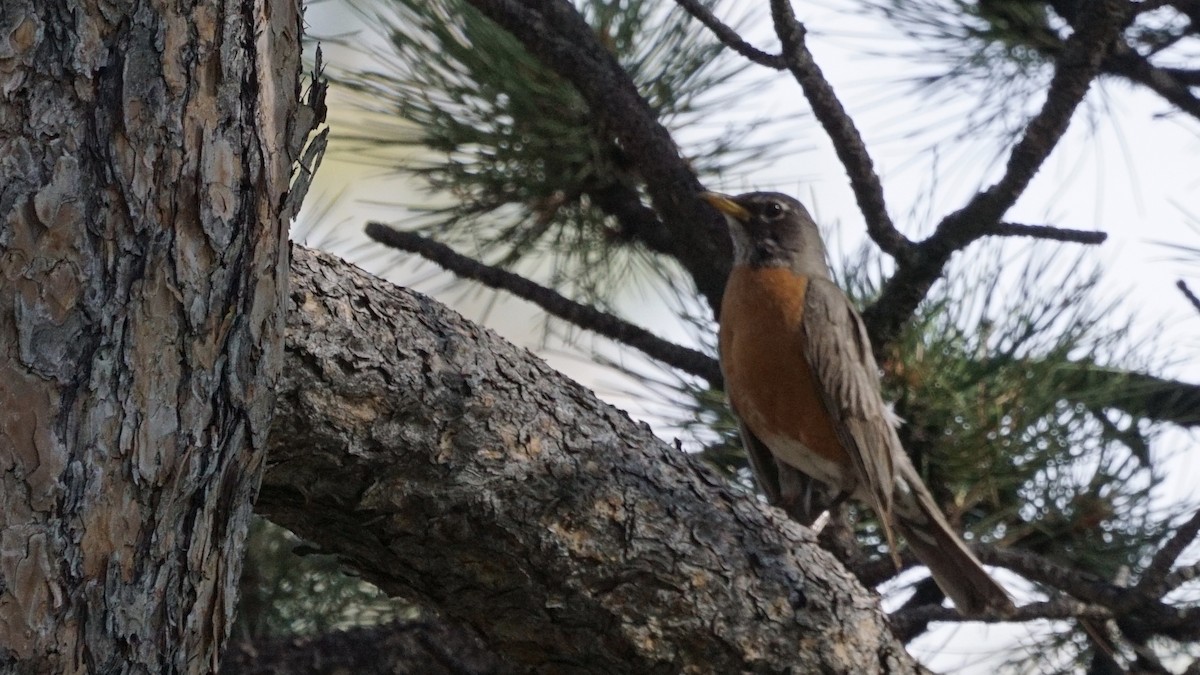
0,1 -> 303,672
254,246 -> 919,674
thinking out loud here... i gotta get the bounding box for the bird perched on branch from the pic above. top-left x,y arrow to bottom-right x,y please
702,190 -> 1013,616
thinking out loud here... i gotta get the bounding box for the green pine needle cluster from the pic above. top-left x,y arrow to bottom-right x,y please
333,0 -> 781,303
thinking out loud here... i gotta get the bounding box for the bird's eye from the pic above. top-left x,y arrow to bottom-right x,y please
763,201 -> 784,220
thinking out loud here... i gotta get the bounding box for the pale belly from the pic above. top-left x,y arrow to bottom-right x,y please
719,267 -> 858,494
752,424 -> 855,492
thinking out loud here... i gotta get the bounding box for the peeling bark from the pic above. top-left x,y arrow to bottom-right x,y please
0,1 -> 302,672
257,247 -> 918,674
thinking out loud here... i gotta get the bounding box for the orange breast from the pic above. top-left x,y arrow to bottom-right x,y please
719,267 -> 850,482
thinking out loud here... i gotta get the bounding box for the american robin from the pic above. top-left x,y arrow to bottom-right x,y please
702,190 -> 1013,616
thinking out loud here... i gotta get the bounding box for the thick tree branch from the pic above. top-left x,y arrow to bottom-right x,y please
464,0 -> 733,316
863,1 -> 1128,347
365,222 -> 722,386
258,245 -> 919,673
768,0 -> 912,262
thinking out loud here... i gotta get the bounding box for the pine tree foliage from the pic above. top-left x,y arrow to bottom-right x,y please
862,0 -> 1200,141
248,0 -> 1200,670
333,0 -> 784,303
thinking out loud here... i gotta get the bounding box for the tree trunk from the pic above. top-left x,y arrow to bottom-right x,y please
255,246 -> 919,674
0,1 -> 302,672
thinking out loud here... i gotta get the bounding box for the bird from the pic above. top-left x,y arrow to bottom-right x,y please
701,190 -> 1014,616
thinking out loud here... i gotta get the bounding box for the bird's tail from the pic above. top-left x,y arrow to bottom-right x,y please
891,461 -> 1014,616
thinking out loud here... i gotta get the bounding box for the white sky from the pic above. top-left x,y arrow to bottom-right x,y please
297,1 -> 1199,671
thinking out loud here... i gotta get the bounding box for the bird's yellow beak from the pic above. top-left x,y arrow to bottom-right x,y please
699,191 -> 750,223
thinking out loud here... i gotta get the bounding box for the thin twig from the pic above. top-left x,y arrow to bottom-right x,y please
1137,507 -> 1200,599
989,222 -> 1108,244
978,545 -> 1130,607
863,1 -> 1128,348
366,223 -> 723,386
1162,560 -> 1200,594
890,598 -> 1111,636
1103,45 -> 1200,122
1178,280 -> 1200,314
673,0 -> 785,69
768,0 -> 911,262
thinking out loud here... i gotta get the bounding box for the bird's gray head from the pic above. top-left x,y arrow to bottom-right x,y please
700,191 -> 831,277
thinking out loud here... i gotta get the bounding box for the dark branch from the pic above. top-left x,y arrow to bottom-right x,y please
674,0 -> 786,69
890,599 -> 1112,638
1179,280 -> 1200,314
768,0 -> 912,262
1137,507 -> 1200,599
464,0 -> 732,316
582,181 -> 674,254
1162,560 -> 1200,593
863,1 -> 1128,348
1160,67 -> 1200,86
989,222 -> 1108,244
1044,365 -> 1200,428
1102,45 -> 1200,121
979,546 -> 1130,607
366,223 -> 723,386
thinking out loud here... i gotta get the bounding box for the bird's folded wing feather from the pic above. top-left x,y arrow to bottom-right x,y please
800,278 -> 897,523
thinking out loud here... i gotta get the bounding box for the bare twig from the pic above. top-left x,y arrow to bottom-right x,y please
768,0 -> 912,262
863,1 -> 1128,347
366,223 -> 723,386
978,546 -> 1130,607
890,598 -> 1112,637
1137,507 -> 1200,599
673,0 -> 785,69
989,222 -> 1108,244
1178,280 -> 1200,314
1103,45 -> 1200,122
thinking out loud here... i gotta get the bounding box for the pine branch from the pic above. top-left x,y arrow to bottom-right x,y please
674,0 -> 785,69
365,223 -> 723,386
1041,364 -> 1200,428
1136,507 -> 1200,599
1162,560 -> 1200,593
1179,280 -> 1200,314
1102,44 -> 1200,121
989,222 -> 1108,244
891,598 -> 1112,636
980,545 -> 1129,606
768,0 -> 912,262
463,0 -> 732,315
863,1 -> 1128,348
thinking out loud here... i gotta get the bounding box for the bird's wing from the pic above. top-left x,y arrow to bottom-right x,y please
800,278 -> 897,526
